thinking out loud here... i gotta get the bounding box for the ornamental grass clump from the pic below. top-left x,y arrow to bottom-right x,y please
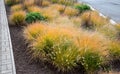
81,11 -> 109,29
24,23 -> 111,73
58,0 -> 74,6
41,8 -> 59,21
75,32 -> 108,56
9,11 -> 26,26
5,0 -> 19,6
23,22 -> 47,41
30,27 -> 79,71
71,17 -> 82,27
27,6 -> 42,13
52,38 -> 79,72
75,31 -> 109,73
24,0 -> 35,8
80,51 -> 103,73
51,0 -> 58,3
108,41 -> 120,60
42,0 -> 51,7
50,4 -> 65,13
64,7 -> 79,17
97,25 -> 118,40
11,4 -> 23,12
115,24 -> 120,38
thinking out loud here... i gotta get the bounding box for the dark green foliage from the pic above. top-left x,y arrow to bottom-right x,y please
5,0 -> 19,6
25,12 -> 46,23
51,0 -> 58,3
75,4 -> 91,13
59,0 -> 74,6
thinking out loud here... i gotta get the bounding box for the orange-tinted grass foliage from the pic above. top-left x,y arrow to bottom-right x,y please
27,6 -> 42,13
71,17 -> 82,27
23,22 -> 48,41
42,0 -> 51,6
41,7 -> 60,21
108,41 -> 120,60
11,4 -> 23,12
64,7 -> 79,17
75,31 -> 109,56
24,0 -> 35,8
9,10 -> 26,25
50,4 -> 65,13
81,11 -> 109,27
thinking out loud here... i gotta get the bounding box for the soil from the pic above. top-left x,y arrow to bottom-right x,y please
9,26 -> 54,74
6,2 -> 120,74
6,2 -> 85,74
9,26 -> 85,74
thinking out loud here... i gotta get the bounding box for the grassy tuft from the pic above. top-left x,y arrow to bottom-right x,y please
31,27 -> 79,71
64,7 -> 79,17
24,0 -> 35,8
50,4 -> 65,13
108,41 -> 120,60
23,22 -> 47,41
5,0 -> 19,6
11,4 -> 23,12
41,7 -> 60,21
75,31 -> 109,73
81,11 -> 109,29
27,6 -> 42,13
9,11 -> 26,26
42,0 -> 51,7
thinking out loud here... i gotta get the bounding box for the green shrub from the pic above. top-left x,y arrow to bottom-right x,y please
5,0 -> 19,6
75,4 -> 91,13
25,12 -> 46,23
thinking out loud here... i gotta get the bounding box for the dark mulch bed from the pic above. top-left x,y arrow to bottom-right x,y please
9,26 -> 85,74
9,26 -> 55,74
7,2 -> 120,74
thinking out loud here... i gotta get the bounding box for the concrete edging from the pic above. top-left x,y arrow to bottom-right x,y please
3,0 -> 16,73
0,0 -> 16,74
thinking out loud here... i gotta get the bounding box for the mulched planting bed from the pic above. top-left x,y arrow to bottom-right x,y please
5,0 -> 120,74
9,26 -> 85,74
9,26 -> 54,74
6,1 -> 85,74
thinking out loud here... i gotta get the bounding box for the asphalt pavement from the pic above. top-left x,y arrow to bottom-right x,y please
78,0 -> 120,23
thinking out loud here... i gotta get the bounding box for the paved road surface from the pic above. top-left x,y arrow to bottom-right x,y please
78,0 -> 120,23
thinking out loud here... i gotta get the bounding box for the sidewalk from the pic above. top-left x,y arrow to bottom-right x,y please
0,0 -> 16,74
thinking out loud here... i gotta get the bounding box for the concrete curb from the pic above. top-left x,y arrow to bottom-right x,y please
79,1 -> 117,25
0,0 -> 16,74
3,0 -> 16,73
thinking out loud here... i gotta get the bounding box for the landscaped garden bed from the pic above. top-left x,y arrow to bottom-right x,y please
5,0 -> 120,74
